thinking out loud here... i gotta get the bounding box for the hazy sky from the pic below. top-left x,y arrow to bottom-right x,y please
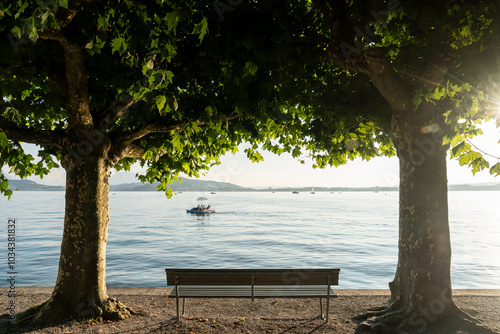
3,121 -> 500,188
194,121 -> 500,188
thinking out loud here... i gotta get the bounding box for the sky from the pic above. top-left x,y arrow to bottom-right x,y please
3,121 -> 500,189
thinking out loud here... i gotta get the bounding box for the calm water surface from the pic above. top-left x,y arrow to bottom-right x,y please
1,191 -> 498,289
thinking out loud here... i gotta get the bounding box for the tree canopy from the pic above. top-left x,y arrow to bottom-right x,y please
282,0 -> 500,175
0,0 -> 334,196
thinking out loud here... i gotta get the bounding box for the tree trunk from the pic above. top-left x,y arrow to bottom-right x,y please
30,140 -> 132,324
356,103 -> 494,333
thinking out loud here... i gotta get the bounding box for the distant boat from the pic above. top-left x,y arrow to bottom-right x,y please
211,192 -> 216,194
311,187 -> 315,194
292,191 -> 299,194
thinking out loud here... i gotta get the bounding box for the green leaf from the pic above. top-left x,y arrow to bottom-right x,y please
450,133 -> 465,147
171,135 -> 184,151
450,141 -> 470,158
470,157 -> 489,175
142,60 -> 154,75
490,163 -> 500,176
412,94 -> 422,107
58,0 -> 69,9
111,37 -> 127,55
292,146 -> 302,158
0,179 -> 7,191
468,98 -> 480,118
166,11 -> 179,34
142,150 -> 154,160
0,132 -> 8,148
458,151 -> 482,166
155,95 -> 167,112
166,71 -> 174,84
11,26 -> 22,39
192,16 -> 208,43
244,61 -> 259,76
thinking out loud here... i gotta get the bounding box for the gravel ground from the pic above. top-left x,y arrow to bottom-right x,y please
1,288 -> 499,333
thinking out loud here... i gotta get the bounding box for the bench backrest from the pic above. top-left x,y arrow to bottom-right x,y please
166,269 -> 340,286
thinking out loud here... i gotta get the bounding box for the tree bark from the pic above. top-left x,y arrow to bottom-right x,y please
31,138 -> 132,324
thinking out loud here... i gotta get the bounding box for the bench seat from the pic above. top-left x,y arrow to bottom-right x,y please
168,285 -> 338,298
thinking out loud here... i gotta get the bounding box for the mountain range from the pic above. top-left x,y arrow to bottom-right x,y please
109,178 -> 249,192
4,178 -> 500,192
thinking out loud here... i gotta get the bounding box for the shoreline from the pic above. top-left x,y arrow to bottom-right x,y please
4,286 -> 500,295
2,288 -> 499,333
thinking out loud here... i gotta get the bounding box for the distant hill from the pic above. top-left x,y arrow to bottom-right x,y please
266,186 -> 399,192
448,183 -> 500,191
109,178 -> 253,192
268,184 -> 500,192
6,179 -> 65,191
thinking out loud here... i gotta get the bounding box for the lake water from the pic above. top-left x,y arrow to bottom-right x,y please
1,191 -> 499,289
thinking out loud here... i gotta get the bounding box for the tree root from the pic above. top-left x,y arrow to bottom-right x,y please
353,298 -> 402,321
354,301 -> 500,334
17,297 -> 135,328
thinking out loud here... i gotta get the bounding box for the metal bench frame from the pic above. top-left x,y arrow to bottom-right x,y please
166,268 -> 340,322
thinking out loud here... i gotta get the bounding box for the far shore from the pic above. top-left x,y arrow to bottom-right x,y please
2,287 -> 499,333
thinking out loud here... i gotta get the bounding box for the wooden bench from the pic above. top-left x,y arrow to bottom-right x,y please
166,268 -> 340,322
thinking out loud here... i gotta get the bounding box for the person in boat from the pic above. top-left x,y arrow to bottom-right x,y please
205,205 -> 211,211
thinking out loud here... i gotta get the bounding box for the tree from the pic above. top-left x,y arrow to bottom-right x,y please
294,0 -> 500,332
0,0 -> 232,323
0,0 -> 323,325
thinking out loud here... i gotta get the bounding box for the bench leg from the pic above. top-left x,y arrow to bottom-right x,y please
326,296 -> 330,322
175,295 -> 181,321
176,297 -> 186,321
320,298 -> 324,320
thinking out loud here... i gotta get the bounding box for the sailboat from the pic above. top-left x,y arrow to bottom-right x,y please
311,186 -> 315,194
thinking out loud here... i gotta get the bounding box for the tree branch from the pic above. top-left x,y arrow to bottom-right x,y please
121,143 -> 146,159
56,0 -> 93,29
101,98 -> 140,125
107,142 -> 169,165
0,119 -> 64,148
311,1 -> 413,111
417,52 -> 453,91
39,31 -> 93,129
108,113 -> 242,164
114,112 -> 241,145
362,48 -> 414,111
114,121 -> 187,145
311,0 -> 367,72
